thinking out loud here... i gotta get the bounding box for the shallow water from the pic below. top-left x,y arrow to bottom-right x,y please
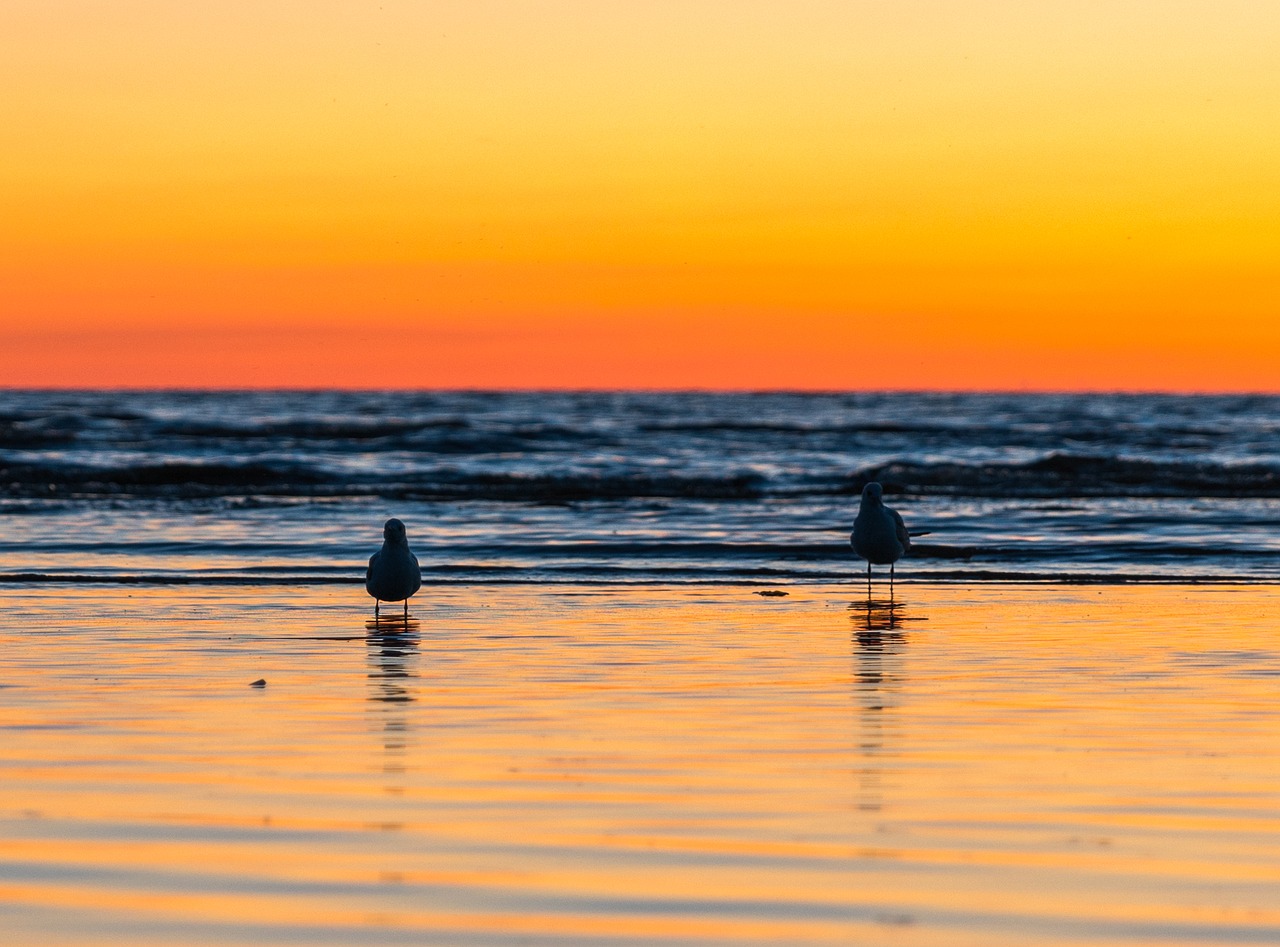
2,584 -> 1277,945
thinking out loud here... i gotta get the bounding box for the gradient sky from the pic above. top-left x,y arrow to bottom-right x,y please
3,1 -> 1278,389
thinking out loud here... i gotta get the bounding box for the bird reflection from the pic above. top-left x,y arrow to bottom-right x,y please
366,625 -> 420,788
851,597 -> 909,635
849,598 -> 916,814
365,614 -> 421,633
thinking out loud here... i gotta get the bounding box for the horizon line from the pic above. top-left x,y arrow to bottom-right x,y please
4,385 -> 1279,397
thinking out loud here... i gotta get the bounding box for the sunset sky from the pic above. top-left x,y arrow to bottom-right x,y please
3,1 -> 1278,389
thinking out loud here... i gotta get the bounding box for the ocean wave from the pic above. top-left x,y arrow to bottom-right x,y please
395,471 -> 768,501
0,416 -> 87,448
147,418 -> 621,455
0,461 -> 770,500
0,461 -> 330,496
8,451 -> 1280,501
153,417 -> 472,440
851,453 -> 1280,498
637,419 -> 1238,450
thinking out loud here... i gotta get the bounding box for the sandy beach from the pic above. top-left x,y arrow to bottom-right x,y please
2,582 -> 1276,945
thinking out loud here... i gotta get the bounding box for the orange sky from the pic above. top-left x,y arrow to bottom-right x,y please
2,2 -> 1278,389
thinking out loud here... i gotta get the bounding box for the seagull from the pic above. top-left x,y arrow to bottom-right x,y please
851,482 -> 911,593
366,518 -> 422,620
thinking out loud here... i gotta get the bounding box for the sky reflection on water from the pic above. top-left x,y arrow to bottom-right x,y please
1,584 -> 1278,945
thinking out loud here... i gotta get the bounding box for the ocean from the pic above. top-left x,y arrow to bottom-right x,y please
3,390 -> 1278,585
4,390 -> 1280,945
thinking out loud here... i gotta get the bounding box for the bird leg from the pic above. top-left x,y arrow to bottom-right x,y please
866,562 -> 872,597
890,562 -> 895,600
403,599 -> 408,620
375,600 -> 380,620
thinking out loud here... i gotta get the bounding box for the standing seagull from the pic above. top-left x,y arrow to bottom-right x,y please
852,482 -> 911,594
366,518 -> 422,620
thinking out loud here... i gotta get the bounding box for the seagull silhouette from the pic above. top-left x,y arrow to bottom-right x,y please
366,518 -> 422,620
851,482 -> 911,593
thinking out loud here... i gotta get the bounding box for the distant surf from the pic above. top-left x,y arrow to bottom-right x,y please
2,390 -> 1278,584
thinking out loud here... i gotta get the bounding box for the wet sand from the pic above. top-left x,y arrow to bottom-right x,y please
1,583 -> 1278,945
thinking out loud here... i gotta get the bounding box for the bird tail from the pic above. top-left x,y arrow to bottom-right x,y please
908,530 -> 931,537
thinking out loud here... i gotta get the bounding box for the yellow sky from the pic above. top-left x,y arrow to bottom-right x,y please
2,2 -> 1278,388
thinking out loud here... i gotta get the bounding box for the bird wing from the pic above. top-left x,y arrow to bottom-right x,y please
366,552 -> 378,583
891,509 -> 911,552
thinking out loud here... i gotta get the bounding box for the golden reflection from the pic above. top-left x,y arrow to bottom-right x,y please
4,585 -> 1280,945
364,614 -> 421,634
366,624 -> 419,786
849,598 -> 914,814
849,597 -> 909,634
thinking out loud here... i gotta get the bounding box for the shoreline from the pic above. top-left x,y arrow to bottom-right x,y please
3,572 -> 1279,586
